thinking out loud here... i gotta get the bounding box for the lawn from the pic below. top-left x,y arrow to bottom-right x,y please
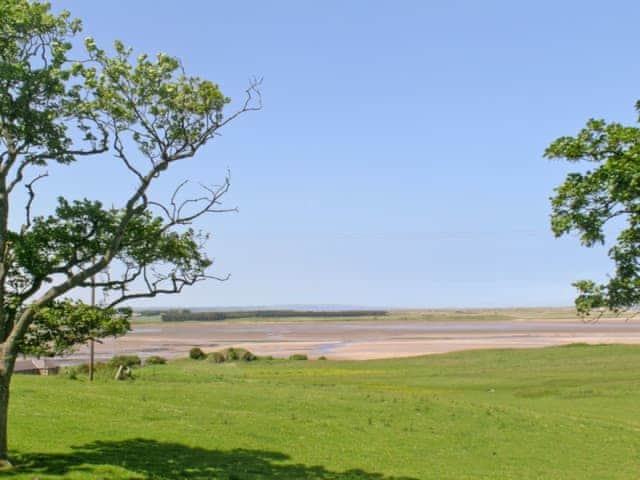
6,344 -> 640,479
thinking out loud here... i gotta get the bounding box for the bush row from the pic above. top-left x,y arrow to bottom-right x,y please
190,347 -> 257,363
189,348 -> 313,362
65,354 -> 168,379
64,348 -> 320,380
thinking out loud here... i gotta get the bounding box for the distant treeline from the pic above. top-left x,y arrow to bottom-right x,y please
138,309 -> 191,317
160,310 -> 388,322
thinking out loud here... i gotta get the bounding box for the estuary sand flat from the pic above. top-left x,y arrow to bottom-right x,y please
65,311 -> 640,362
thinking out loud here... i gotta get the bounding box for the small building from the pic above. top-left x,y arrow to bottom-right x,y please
14,358 -> 60,376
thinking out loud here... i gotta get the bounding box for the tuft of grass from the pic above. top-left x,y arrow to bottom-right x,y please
145,356 -> 167,365
561,342 -> 608,348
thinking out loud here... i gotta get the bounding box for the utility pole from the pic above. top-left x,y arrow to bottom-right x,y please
89,273 -> 96,382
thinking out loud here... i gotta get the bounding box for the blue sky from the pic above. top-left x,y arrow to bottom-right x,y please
47,1 -> 640,308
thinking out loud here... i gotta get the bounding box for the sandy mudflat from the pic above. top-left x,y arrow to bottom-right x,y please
64,315 -> 640,363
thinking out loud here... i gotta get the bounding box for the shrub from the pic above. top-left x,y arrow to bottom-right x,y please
189,347 -> 206,360
109,355 -> 142,368
209,351 -> 226,363
241,350 -> 257,361
146,355 -> 167,365
318,355 -> 328,360
223,347 -> 254,361
224,347 -> 240,361
289,353 -> 308,361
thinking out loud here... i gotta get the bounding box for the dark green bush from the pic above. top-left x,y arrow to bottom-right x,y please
224,347 -> 253,361
224,347 -> 240,361
209,351 -> 226,363
241,350 -> 257,361
189,347 -> 206,360
109,355 -> 142,368
289,353 -> 308,361
318,355 -> 328,360
145,355 -> 167,365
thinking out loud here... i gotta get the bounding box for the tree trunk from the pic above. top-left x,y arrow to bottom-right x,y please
0,362 -> 13,467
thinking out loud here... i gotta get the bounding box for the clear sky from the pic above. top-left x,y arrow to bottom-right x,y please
46,1 -> 640,308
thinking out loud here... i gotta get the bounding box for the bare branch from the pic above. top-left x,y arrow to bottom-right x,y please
6,159 -> 32,193
171,78 -> 263,161
22,172 -> 48,231
104,272 -> 230,309
113,127 -> 144,183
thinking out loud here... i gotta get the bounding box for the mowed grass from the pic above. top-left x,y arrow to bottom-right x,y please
6,344 -> 640,479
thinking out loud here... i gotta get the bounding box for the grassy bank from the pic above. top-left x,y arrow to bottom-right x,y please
6,344 -> 640,479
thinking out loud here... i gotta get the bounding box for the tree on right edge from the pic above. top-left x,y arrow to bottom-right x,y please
546,101 -> 640,316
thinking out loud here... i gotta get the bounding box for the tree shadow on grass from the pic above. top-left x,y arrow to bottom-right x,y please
10,438 -> 419,479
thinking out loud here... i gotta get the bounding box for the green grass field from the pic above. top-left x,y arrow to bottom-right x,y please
6,344 -> 640,479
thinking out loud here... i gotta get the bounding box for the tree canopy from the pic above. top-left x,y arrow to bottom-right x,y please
20,300 -> 131,357
0,0 -> 259,463
546,106 -> 640,316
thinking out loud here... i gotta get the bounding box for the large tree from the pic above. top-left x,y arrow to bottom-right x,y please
0,0 -> 260,464
545,103 -> 640,316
